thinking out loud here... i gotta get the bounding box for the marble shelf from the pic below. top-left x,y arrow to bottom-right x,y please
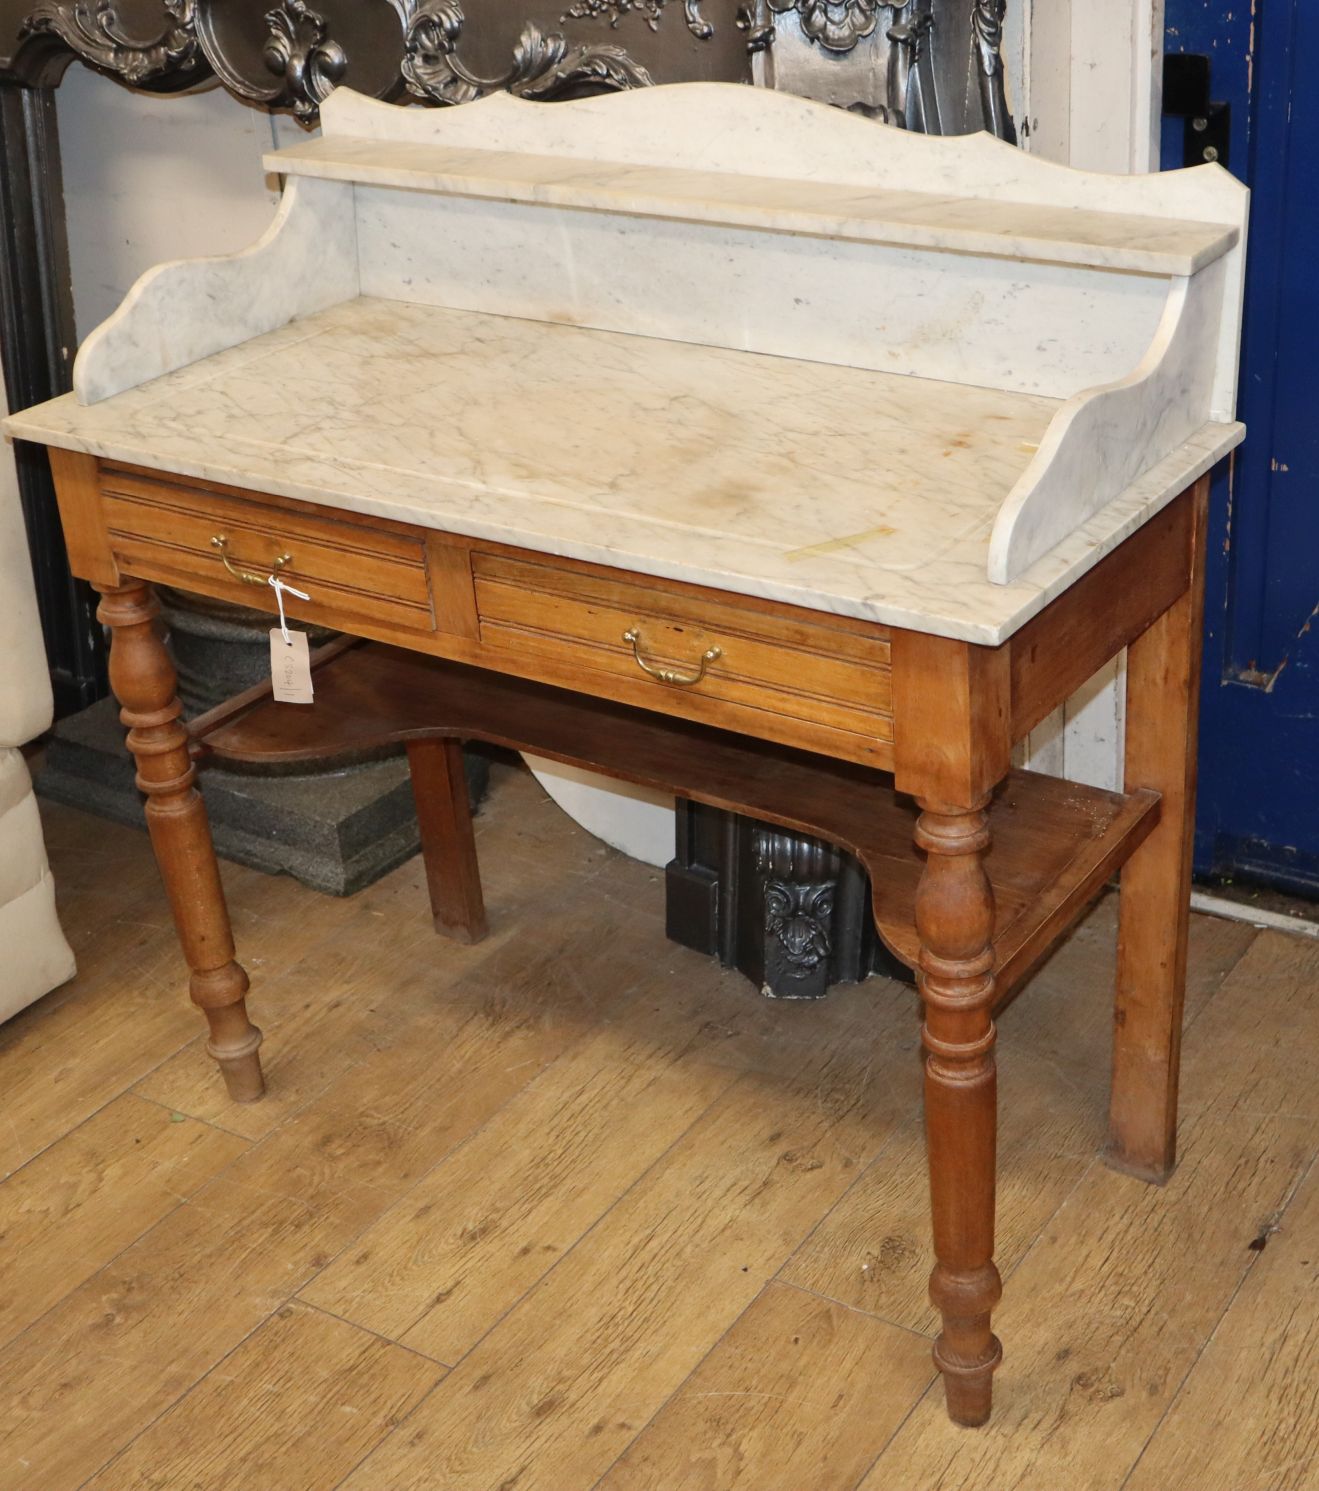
266,133 -> 1238,279
5,295 -> 1241,646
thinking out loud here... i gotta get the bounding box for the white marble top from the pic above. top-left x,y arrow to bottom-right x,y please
267,135 -> 1238,278
6,296 -> 1241,644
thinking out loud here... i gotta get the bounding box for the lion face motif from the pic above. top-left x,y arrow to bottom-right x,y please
764,880 -> 835,977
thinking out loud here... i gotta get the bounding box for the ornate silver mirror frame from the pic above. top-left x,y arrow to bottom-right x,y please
2,1 -> 1010,131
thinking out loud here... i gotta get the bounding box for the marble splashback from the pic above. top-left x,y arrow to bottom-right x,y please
314,83 -> 1248,418
354,186 -> 1170,402
34,84 -> 1248,605
989,256 -> 1228,581
317,85 -> 1243,225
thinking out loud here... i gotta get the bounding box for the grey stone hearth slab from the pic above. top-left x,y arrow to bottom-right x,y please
37,696 -> 485,896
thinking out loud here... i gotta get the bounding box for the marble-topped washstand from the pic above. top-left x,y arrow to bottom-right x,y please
6,80 -> 1254,1433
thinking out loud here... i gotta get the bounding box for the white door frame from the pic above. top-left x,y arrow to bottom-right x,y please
1007,0 -> 1165,788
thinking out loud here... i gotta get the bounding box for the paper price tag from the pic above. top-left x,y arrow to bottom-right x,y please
270,629 -> 315,704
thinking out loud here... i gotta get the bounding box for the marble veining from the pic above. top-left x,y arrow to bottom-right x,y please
16,84 -> 1248,628
6,296 -> 1242,645
270,134 -> 1238,279
74,176 -> 359,405
353,185 -> 1171,402
316,83 -> 1248,422
988,254 -> 1228,581
315,85 -> 1245,232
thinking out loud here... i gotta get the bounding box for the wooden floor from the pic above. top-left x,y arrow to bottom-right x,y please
3,761 -> 1317,1491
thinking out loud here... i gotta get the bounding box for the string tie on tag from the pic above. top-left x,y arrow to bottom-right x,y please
269,573 -> 310,645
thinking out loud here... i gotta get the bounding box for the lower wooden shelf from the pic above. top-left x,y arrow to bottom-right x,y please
194,641 -> 1160,1007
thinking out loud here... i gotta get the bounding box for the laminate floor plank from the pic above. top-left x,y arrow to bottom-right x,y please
780,894 -> 1256,1333
0,863 -> 648,1490
3,797 -> 341,1175
597,1281 -> 933,1491
1004,890 -> 1257,1081
0,1177 -> 330,1491
0,930 -> 213,1179
79,1301 -> 443,1491
127,814 -> 483,1140
300,984 -> 745,1359
1121,934 -> 1319,1491
37,804 -> 164,958
0,1094 -> 247,1347
860,1116 -> 1312,1489
779,1042 -> 1100,1333
335,1051 -> 902,1491
1123,1151 -> 1319,1491
12,774 -> 1309,1491
1172,930 -> 1319,1125
132,892 -> 483,1141
303,943 -> 914,1362
857,927 -> 1317,1491
133,762 -> 625,1139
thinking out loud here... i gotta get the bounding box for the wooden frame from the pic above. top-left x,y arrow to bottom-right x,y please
43,443 -> 1210,1425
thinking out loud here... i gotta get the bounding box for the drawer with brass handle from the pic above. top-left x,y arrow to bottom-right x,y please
471,550 -> 894,760
99,463 -> 435,635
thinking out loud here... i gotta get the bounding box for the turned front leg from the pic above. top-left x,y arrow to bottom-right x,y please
98,581 -> 264,1101
915,799 -> 1002,1426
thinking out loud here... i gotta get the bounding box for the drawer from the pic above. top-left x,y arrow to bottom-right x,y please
100,465 -> 435,634
472,552 -> 893,741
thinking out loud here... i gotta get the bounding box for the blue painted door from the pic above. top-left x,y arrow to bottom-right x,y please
1164,0 -> 1319,895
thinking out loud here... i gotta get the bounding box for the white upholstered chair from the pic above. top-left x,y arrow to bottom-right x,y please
0,408 -> 76,1021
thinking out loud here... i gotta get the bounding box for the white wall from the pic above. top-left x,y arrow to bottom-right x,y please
59,68 -> 300,342
1018,0 -> 1163,170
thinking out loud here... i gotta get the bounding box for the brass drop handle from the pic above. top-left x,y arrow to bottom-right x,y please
622,626 -> 721,687
211,535 -> 293,587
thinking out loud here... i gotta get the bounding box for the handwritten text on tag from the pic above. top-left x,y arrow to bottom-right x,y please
270,629 -> 315,704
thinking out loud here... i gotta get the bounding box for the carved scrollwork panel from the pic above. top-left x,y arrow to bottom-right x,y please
260,0 -> 344,118
17,0 -> 203,85
191,0 -> 410,122
767,0 -> 879,54
738,2 -> 773,54
1,0 -> 1013,133
886,0 -> 937,131
401,0 -> 652,106
756,0 -> 1014,138
684,0 -> 711,40
971,0 -> 1012,141
754,828 -> 841,999
558,0 -> 711,41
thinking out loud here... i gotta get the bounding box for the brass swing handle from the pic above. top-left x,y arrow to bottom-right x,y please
622,626 -> 721,688
211,535 -> 293,587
